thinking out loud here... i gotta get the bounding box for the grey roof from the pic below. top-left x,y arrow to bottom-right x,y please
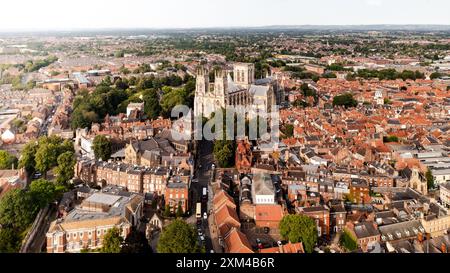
249,85 -> 270,97
167,182 -> 188,189
132,137 -> 176,156
65,192 -> 142,222
354,222 -> 380,239
156,128 -> 188,146
227,75 -> 245,93
378,220 -> 424,241
85,193 -> 121,206
254,77 -> 274,85
111,148 -> 125,158
441,182 -> 450,191
302,205 -> 328,213
252,173 -> 275,196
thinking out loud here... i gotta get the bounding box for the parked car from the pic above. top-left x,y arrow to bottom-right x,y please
256,238 -> 263,249
203,212 -> 208,220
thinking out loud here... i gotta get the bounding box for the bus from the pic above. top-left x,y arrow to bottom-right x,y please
202,187 -> 207,202
196,202 -> 202,219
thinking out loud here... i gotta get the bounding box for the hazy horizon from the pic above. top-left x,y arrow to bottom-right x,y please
1,0 -> 450,32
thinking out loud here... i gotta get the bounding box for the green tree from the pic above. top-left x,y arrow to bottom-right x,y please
383,135 -> 399,143
93,135 -> 112,161
101,227 -> 123,253
157,219 -> 202,253
142,89 -> 162,119
176,201 -> 184,218
121,229 -> 152,253
0,228 -> 21,253
160,87 -> 192,117
35,143 -> 58,177
29,179 -> 58,208
279,214 -> 318,253
0,189 -> 38,231
213,140 -> 235,168
332,93 -> 358,108
18,142 -> 38,174
0,150 -> 18,169
54,151 -> 76,185
163,204 -> 171,218
340,229 -> 358,251
282,124 -> 294,138
430,72 -> 442,80
426,168 -> 435,189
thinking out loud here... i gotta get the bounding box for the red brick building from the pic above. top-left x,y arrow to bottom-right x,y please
165,182 -> 189,213
349,178 -> 371,204
299,205 -> 330,238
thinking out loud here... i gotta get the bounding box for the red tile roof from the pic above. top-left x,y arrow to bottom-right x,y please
224,228 -> 253,253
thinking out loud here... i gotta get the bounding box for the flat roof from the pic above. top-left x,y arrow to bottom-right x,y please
85,192 -> 121,206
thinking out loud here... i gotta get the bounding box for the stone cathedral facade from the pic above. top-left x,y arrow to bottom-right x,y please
194,62 -> 280,118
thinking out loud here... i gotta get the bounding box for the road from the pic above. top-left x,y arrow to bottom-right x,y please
22,205 -> 57,253
190,140 -> 215,252
38,92 -> 62,137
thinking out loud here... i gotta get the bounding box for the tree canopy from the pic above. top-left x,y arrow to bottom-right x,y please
20,136 -> 74,179
157,219 -> 202,253
0,178 -> 62,252
93,135 -> 112,161
279,214 -> 318,253
340,229 -> 358,252
18,142 -> 38,174
0,150 -> 18,169
352,68 -> 425,81
71,74 -> 195,129
54,151 -> 76,185
121,229 -> 152,253
101,227 -> 123,253
426,168 -> 435,190
332,93 -> 358,108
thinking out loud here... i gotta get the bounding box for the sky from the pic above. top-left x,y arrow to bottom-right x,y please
1,0 -> 449,31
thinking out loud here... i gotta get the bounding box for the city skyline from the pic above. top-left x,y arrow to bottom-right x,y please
1,0 -> 450,31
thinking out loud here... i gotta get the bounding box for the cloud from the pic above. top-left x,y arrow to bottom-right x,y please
366,0 -> 383,7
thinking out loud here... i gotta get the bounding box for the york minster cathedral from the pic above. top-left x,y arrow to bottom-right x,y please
193,63 -> 282,118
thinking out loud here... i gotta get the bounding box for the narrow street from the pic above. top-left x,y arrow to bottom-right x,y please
190,139 -> 215,252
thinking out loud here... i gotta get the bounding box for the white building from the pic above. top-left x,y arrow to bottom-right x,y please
251,172 -> 276,204
126,102 -> 144,117
440,182 -> 450,208
433,168 -> 450,185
